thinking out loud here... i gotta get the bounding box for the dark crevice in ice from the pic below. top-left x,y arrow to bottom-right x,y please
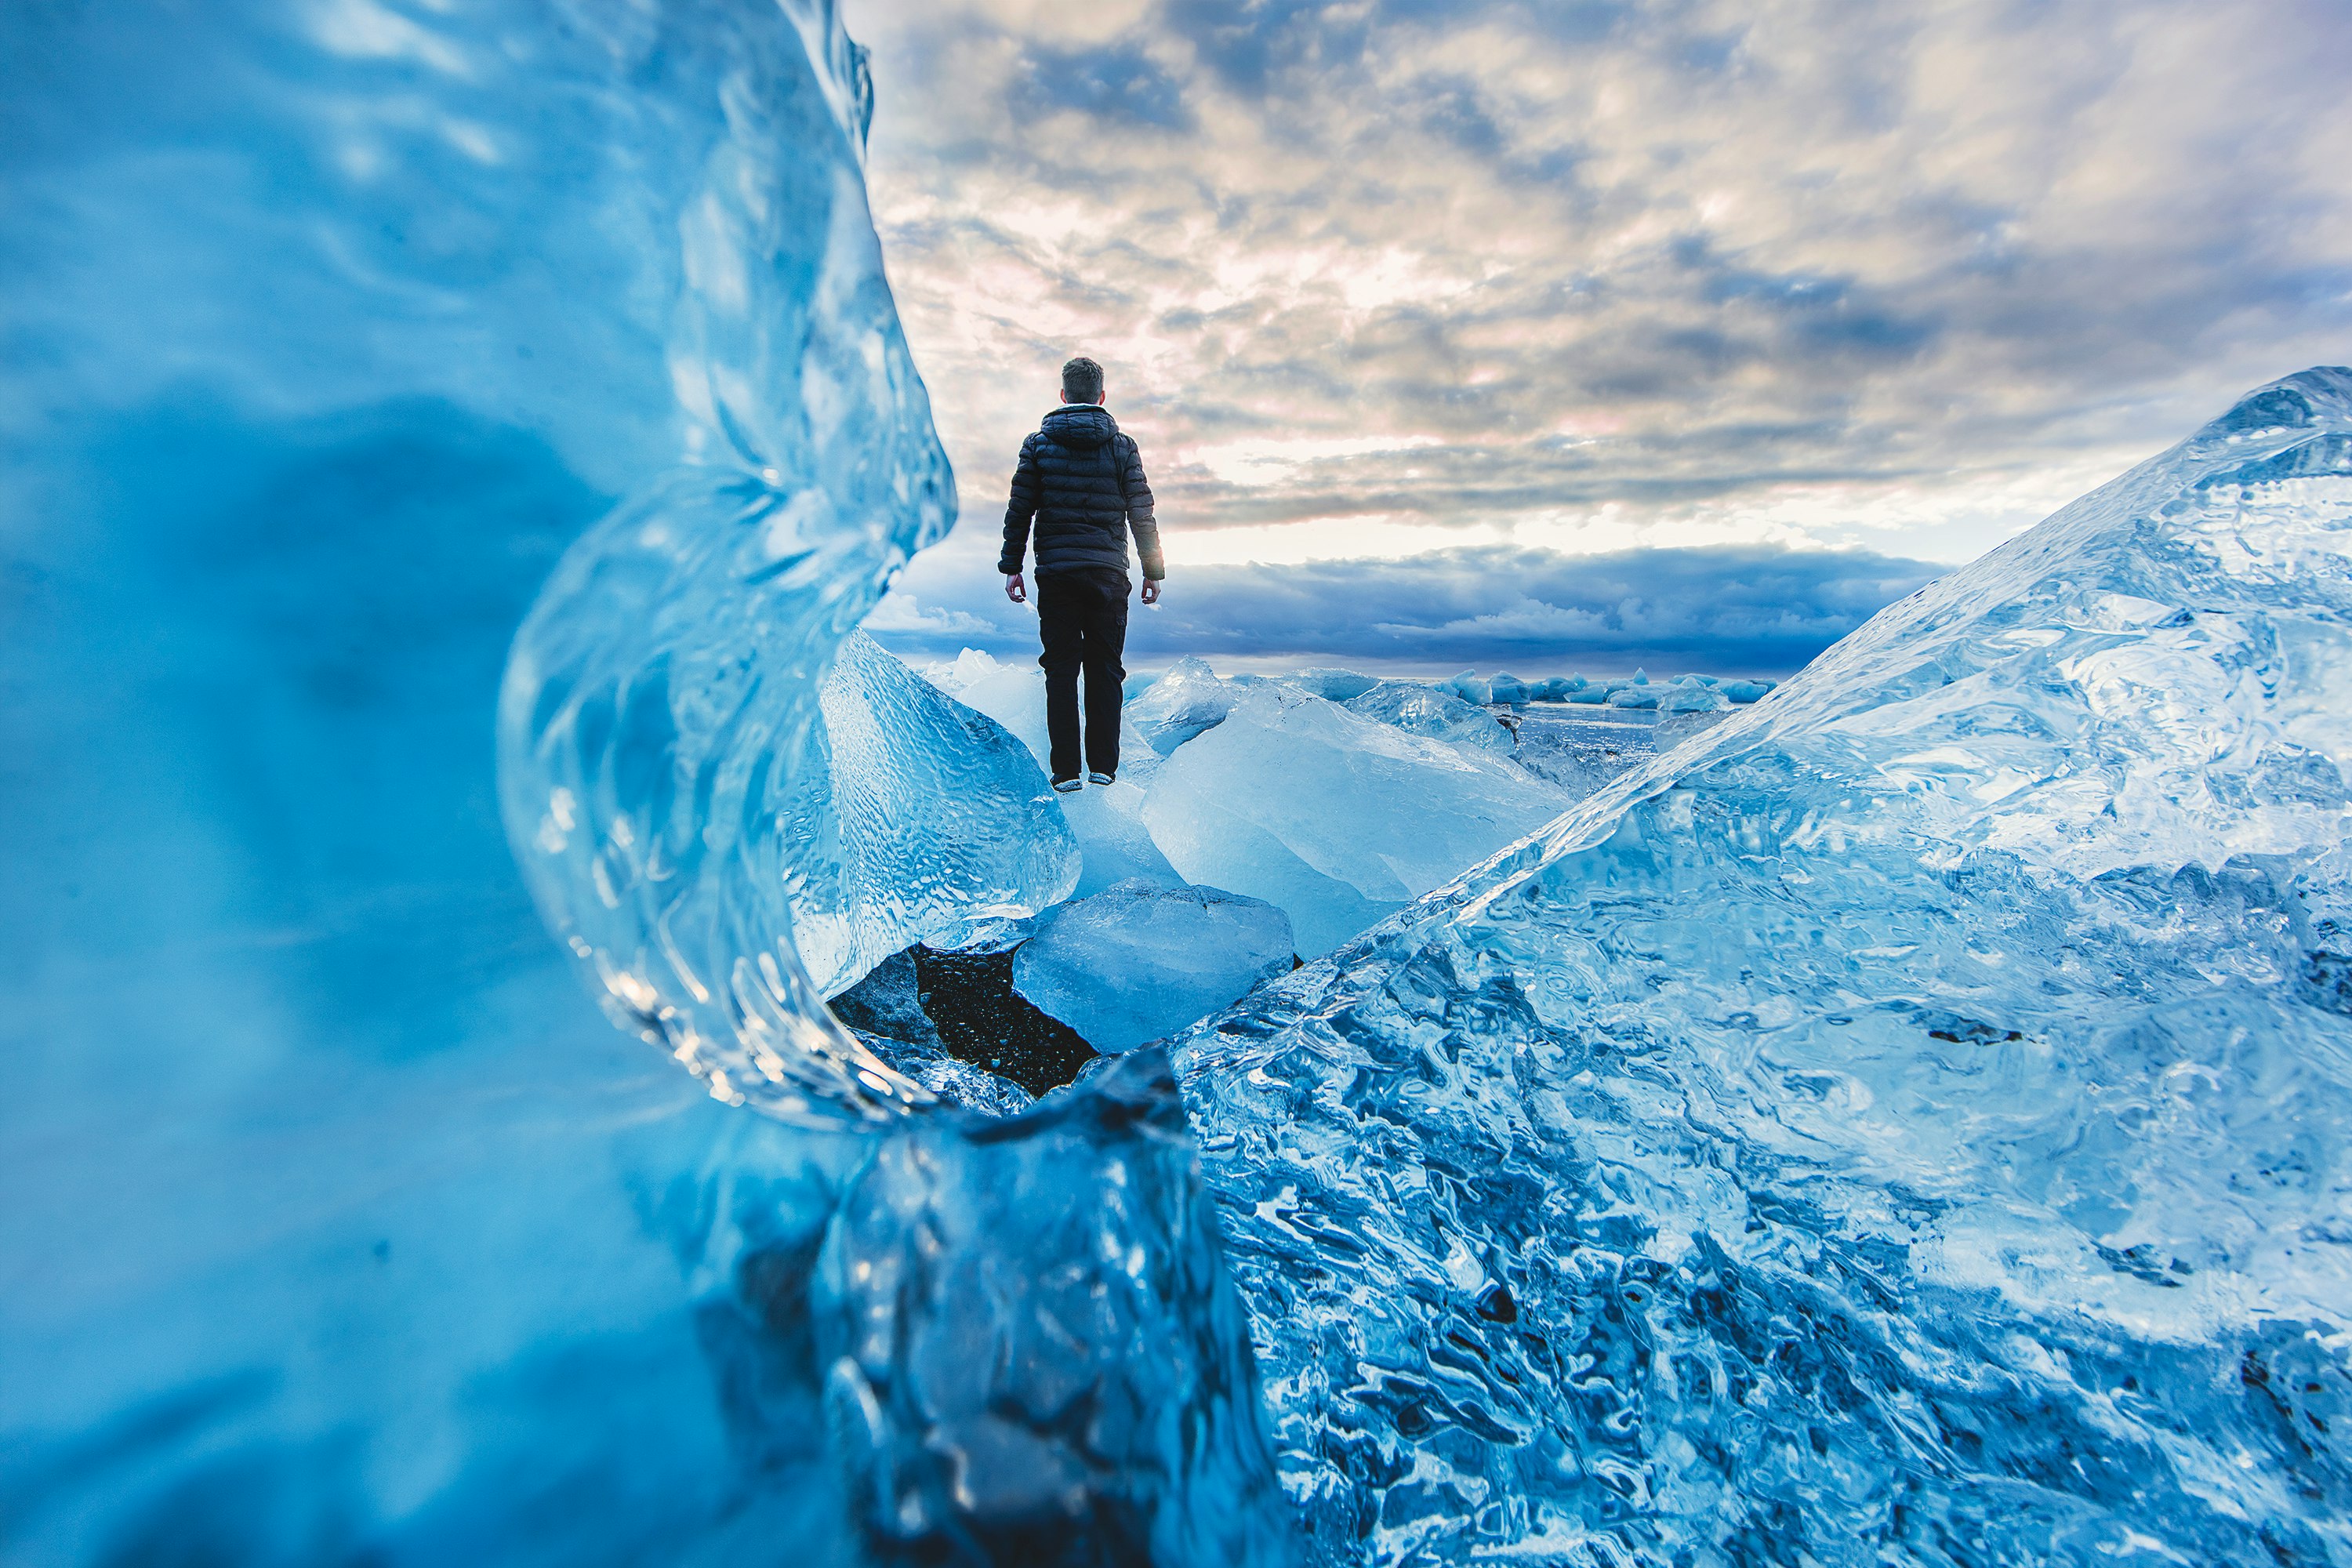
830,946 -> 1097,1099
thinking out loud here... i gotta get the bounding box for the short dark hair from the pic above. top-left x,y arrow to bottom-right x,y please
1062,356 -> 1105,402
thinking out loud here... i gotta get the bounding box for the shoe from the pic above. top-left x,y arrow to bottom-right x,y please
1051,777 -> 1083,793
1087,771 -> 1116,786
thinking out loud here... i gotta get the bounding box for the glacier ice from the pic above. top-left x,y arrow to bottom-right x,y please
1174,368 -> 2352,1565
784,631 -> 1079,998
1012,879 -> 1296,1051
1130,655 -> 1243,753
1651,681 -> 1730,714
927,649 -> 1182,897
1273,667 -> 1383,703
817,1051 -> 1301,1563
1142,686 -> 1573,955
1344,680 -> 1517,753
2,1 -> 1289,1562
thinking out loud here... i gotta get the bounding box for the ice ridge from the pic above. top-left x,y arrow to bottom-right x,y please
1175,368 -> 2352,1566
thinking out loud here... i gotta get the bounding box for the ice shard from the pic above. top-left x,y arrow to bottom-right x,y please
1143,686 -> 1573,955
1130,656 -> 1243,753
1343,679 -> 1517,753
1175,368 -> 2352,1565
786,631 -> 1078,999
1012,879 -> 1296,1051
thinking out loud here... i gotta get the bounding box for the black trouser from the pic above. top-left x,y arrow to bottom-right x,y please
1036,566 -> 1130,781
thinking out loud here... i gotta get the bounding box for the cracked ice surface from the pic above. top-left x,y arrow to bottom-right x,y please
1175,369 -> 2352,1566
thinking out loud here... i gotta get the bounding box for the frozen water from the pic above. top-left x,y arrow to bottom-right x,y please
818,1051 -> 1301,1563
1274,668 -> 1382,702
785,632 -> 1079,997
1344,680 -> 1516,753
1174,368 -> 2352,1565
1012,879 -> 1295,1051
4,2 -> 1289,1561
2,0 -> 951,1556
1652,681 -> 1730,714
1142,686 -> 1574,955
1130,655 -> 1243,753
1508,705 -> 1665,797
927,650 -> 1182,897
1440,670 -> 1494,706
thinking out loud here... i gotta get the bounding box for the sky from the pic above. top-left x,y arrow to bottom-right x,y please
847,0 -> 2352,677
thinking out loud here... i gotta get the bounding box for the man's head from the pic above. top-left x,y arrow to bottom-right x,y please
1060,356 -> 1105,405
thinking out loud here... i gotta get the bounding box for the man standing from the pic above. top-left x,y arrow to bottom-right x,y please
1000,356 -> 1165,791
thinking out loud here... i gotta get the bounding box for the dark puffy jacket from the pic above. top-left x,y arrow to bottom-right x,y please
998,403 -> 1164,580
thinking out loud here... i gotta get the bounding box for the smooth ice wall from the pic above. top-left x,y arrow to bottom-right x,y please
0,2 -> 945,1561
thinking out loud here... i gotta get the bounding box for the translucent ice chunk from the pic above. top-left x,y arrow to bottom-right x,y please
1175,368 -> 2352,1565
1272,667 -> 1381,702
1651,681 -> 1730,713
935,654 -> 1180,897
818,1052 -> 1302,1563
1011,879 -> 1295,1051
1142,686 -> 1572,954
1128,655 -> 1240,753
786,632 -> 1079,997
1343,679 -> 1516,752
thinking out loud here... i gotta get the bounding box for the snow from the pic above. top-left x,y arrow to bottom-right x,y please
1140,685 -> 1573,954
1173,368 -> 2352,1564
1011,879 -> 1294,1051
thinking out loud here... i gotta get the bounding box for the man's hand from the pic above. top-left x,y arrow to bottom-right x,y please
1004,572 -> 1026,604
1141,579 -> 1162,605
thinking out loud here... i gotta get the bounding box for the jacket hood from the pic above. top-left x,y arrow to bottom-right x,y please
1041,401 -> 1118,449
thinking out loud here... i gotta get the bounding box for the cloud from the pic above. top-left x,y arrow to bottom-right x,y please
859,590 -> 1000,639
865,540 -> 1942,674
845,0 -> 2352,660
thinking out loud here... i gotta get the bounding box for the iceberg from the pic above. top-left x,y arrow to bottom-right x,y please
1174,368 -> 2352,1565
1012,879 -> 1296,1051
1650,681 -> 1730,714
1142,686 -> 1573,954
1343,679 -> 1517,753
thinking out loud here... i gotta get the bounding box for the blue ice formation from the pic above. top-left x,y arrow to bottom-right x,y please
1143,685 -> 1573,956
1344,679 -> 1518,752
1131,655 -> 1246,753
1013,879 -> 1296,1051
1174,368 -> 2352,1565
2,2 -> 1292,1563
788,631 -> 1079,997
931,649 -> 1184,896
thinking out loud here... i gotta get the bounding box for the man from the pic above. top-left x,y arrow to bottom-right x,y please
1000,355 -> 1164,791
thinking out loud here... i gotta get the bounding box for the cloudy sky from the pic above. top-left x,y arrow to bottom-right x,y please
848,0 -> 2352,676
